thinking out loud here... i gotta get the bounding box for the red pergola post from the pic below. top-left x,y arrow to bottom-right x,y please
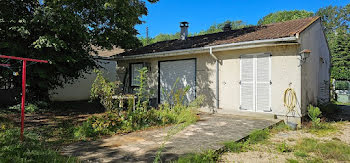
0,55 -> 48,141
20,61 -> 26,141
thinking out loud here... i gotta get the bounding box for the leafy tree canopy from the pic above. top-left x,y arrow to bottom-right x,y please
140,20 -> 249,46
257,10 -> 314,25
0,0 -> 157,100
330,31 -> 350,80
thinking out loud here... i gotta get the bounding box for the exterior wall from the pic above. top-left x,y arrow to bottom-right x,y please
116,45 -> 302,122
299,19 -> 331,115
215,45 -> 302,119
49,60 -> 117,101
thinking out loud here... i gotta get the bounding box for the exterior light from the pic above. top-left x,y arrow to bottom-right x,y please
299,49 -> 311,66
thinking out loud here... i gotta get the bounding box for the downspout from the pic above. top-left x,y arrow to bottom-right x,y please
209,47 -> 219,111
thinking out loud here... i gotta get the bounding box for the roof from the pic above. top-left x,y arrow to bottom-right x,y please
119,17 -> 320,57
92,46 -> 124,58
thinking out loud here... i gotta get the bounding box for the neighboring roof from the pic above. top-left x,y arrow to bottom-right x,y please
92,46 -> 124,57
119,17 -> 320,57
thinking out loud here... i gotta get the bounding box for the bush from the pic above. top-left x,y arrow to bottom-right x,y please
318,103 -> 338,115
8,103 -> 39,113
335,81 -> 349,90
90,69 -> 119,110
0,128 -> 77,162
74,105 -> 199,139
307,105 -> 322,128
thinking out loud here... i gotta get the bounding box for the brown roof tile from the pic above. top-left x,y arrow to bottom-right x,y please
121,17 -> 319,56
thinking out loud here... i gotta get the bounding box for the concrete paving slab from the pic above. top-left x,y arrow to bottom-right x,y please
61,113 -> 279,162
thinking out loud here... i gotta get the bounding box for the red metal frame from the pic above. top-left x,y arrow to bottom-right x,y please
0,55 -> 48,141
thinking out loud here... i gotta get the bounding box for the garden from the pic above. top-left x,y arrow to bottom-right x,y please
0,68 -> 203,162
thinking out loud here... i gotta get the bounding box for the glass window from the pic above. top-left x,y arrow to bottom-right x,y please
130,63 -> 143,86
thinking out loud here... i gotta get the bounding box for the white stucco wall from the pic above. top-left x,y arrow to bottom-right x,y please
116,44 -> 302,120
49,59 -> 117,101
299,19 -> 331,114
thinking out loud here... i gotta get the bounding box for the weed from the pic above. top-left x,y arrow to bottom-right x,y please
307,105 -> 321,128
247,129 -> 269,144
270,122 -> 291,133
307,122 -> 337,136
175,150 -> 218,163
294,138 -> 350,161
223,141 -> 247,153
276,141 -> 293,153
8,103 -> 39,113
286,159 -> 299,163
294,151 -> 308,157
91,69 -> 119,110
0,116 -> 15,131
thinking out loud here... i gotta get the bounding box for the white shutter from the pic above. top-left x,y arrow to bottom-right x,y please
159,59 -> 196,104
256,54 -> 271,112
240,55 -> 254,111
240,53 -> 271,112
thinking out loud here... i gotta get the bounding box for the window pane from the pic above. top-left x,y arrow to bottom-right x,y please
131,63 -> 143,86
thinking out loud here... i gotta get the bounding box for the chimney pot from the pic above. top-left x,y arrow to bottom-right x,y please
223,23 -> 232,32
180,21 -> 189,40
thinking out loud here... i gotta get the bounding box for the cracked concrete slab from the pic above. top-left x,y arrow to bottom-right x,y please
61,113 -> 279,162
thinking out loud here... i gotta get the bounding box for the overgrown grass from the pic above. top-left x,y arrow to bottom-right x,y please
174,150 -> 218,163
306,122 -> 338,136
269,122 -> 291,133
294,138 -> 350,161
223,128 -> 270,153
0,116 -> 16,131
0,128 -> 78,162
73,105 -> 199,139
276,141 -> 293,153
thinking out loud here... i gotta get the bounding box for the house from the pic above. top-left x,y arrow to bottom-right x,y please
49,47 -> 122,101
112,17 -> 330,125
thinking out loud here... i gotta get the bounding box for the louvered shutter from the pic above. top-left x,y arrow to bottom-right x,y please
240,55 -> 254,111
159,59 -> 196,104
256,54 -> 271,112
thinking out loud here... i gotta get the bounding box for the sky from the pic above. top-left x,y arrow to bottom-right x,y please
136,0 -> 349,37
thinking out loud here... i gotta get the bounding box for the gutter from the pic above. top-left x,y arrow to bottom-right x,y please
112,37 -> 298,60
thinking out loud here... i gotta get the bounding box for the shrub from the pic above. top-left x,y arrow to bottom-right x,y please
0,128 -> 77,162
307,105 -> 322,128
318,103 -> 338,115
91,69 -> 119,110
8,103 -> 39,113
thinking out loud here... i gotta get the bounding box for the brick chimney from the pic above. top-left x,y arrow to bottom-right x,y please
180,21 -> 189,40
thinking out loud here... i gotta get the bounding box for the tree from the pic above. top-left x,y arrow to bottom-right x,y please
140,20 -> 249,46
257,10 -> 314,25
329,30 -> 350,80
0,0 -> 158,100
195,20 -> 249,35
316,4 -> 350,80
